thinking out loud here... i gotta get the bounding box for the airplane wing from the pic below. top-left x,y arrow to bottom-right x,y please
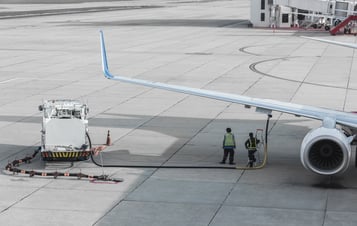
301,36 -> 357,49
100,31 -> 357,129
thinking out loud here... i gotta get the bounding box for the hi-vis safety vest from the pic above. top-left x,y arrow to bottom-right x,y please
223,133 -> 235,147
247,138 -> 257,150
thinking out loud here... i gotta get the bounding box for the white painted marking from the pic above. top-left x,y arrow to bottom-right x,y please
0,78 -> 18,84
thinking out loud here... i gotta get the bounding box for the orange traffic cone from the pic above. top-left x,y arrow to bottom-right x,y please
106,130 -> 112,146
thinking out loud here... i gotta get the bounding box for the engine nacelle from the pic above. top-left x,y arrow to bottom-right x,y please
301,127 -> 352,175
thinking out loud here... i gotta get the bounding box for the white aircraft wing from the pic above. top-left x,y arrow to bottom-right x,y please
301,36 -> 357,49
100,31 -> 357,129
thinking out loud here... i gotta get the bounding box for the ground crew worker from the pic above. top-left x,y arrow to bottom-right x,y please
245,132 -> 260,167
220,128 -> 236,165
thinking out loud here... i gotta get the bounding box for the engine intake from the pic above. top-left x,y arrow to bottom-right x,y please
301,127 -> 352,175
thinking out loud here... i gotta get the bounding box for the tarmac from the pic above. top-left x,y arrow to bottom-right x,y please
1,0 -> 357,225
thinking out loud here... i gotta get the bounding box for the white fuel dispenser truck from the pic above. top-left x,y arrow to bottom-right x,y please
38,100 -> 92,161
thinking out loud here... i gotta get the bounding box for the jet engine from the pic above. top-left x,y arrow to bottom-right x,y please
300,127 -> 352,175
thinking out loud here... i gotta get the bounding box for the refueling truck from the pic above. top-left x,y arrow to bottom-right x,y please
38,100 -> 92,161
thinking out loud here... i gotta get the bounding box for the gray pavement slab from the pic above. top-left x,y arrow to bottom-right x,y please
226,183 -> 327,210
126,176 -> 234,204
14,186 -> 126,212
96,201 -> 219,226
324,211 -> 357,226
327,188 -> 357,212
210,206 -> 324,226
0,208 -> 103,226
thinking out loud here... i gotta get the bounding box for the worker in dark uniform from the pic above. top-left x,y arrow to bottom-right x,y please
220,128 -> 236,165
245,132 -> 260,167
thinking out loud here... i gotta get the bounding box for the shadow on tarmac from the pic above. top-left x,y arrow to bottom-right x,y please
0,113 -> 357,188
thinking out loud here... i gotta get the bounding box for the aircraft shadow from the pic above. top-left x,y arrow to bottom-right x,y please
0,113 -> 357,188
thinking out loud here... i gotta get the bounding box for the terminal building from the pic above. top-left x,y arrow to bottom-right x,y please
251,0 -> 357,34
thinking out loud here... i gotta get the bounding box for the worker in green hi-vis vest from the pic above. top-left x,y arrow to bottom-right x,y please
245,132 -> 260,167
220,127 -> 236,165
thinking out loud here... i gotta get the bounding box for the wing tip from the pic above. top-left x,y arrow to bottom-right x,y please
99,30 -> 113,79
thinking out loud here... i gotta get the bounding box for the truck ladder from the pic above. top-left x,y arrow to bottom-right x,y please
330,15 -> 357,35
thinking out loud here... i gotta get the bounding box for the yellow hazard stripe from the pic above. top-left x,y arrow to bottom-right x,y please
42,151 -> 90,159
